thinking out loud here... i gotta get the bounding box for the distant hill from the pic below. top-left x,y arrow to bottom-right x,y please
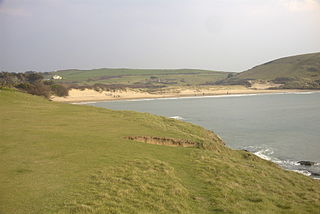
44,68 -> 230,89
218,52 -> 320,89
43,53 -> 320,90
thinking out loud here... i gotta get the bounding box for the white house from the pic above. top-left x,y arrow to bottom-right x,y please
52,75 -> 62,80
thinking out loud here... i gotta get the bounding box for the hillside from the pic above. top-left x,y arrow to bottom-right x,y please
226,52 -> 320,89
1,88 -> 320,214
44,68 -> 230,89
44,53 -> 320,92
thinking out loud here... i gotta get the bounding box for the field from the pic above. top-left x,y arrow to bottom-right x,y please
1,88 -> 320,214
44,68 -> 230,88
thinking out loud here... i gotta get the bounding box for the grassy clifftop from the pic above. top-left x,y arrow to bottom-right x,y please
0,89 -> 320,213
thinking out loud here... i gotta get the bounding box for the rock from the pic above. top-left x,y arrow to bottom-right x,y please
298,161 -> 315,166
311,172 -> 320,177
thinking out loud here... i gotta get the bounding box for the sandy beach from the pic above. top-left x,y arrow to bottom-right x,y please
51,85 -> 312,103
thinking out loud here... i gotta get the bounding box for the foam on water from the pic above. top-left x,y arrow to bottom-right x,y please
292,170 -> 312,176
253,148 -> 274,161
291,91 -> 315,95
169,116 -> 185,120
241,145 -> 320,179
72,101 -> 97,105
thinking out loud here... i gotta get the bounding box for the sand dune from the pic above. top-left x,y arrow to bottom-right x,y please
51,86 -> 309,103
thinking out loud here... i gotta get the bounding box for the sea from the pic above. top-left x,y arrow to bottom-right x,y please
84,92 -> 320,179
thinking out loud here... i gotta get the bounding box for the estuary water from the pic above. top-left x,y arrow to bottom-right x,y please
87,92 -> 320,178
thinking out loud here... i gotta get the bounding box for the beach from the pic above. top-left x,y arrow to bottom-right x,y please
51,85 -> 311,103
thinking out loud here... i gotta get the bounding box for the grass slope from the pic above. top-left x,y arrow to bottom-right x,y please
236,52 -> 320,88
1,89 -> 320,214
44,68 -> 229,87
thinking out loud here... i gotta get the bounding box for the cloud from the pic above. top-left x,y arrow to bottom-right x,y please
0,0 -> 31,17
281,0 -> 320,12
0,7 -> 30,16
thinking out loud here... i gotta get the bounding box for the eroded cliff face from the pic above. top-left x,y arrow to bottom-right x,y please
126,136 -> 197,147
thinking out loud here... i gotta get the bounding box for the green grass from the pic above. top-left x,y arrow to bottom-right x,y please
1,88 -> 320,214
236,52 -> 320,88
44,68 -> 230,87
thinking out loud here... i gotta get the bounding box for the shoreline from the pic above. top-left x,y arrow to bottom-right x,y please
51,87 -> 319,103
62,88 -> 320,179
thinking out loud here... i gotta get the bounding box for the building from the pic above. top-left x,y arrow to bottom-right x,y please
52,75 -> 62,80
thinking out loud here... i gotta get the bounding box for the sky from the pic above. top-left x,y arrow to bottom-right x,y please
0,0 -> 319,72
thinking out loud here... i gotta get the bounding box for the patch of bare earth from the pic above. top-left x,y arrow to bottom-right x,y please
249,81 -> 283,89
126,136 -> 197,147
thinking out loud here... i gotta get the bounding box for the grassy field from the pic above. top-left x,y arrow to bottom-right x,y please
1,88 -> 320,214
44,68 -> 230,88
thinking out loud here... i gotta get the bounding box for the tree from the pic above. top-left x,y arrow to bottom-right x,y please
0,72 -> 15,87
26,72 -> 43,83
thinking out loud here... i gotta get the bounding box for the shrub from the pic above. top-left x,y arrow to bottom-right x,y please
272,77 -> 295,84
213,78 -> 252,87
16,82 -> 50,98
26,72 -> 43,83
50,84 -> 69,97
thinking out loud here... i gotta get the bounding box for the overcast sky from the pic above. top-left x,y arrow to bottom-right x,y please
0,0 -> 319,72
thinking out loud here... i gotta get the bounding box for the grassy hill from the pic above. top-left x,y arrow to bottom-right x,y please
1,88 -> 320,214
44,68 -> 230,88
227,52 -> 320,89
44,53 -> 320,90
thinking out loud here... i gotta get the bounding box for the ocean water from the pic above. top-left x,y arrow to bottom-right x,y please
86,92 -> 320,178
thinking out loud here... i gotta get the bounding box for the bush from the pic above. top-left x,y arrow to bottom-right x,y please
272,77 -> 295,84
227,73 -> 235,78
50,84 -> 69,97
212,78 -> 252,87
0,72 -> 16,87
26,72 -> 43,83
0,72 -> 70,98
16,82 -> 50,98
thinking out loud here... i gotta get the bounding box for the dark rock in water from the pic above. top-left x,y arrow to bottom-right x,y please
298,161 -> 315,166
311,172 -> 320,177
243,149 -> 249,152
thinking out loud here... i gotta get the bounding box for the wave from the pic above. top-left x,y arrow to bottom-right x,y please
253,147 -> 274,161
72,101 -> 97,105
292,170 -> 312,176
241,145 -> 320,179
290,91 -> 317,95
169,116 -> 185,120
